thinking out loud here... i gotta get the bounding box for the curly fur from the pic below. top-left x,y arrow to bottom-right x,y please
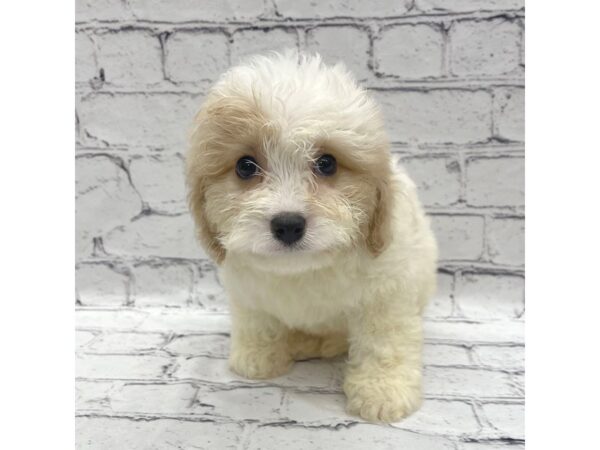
186,51 -> 438,422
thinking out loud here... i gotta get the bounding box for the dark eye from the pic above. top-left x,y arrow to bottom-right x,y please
235,156 -> 259,179
314,154 -> 337,176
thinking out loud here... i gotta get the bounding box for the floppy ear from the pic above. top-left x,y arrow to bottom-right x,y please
366,177 -> 393,256
187,171 -> 226,264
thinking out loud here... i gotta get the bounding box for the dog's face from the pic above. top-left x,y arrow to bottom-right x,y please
186,54 -> 393,274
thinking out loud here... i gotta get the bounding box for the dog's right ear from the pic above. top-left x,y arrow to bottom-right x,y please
186,162 -> 226,264
186,120 -> 226,264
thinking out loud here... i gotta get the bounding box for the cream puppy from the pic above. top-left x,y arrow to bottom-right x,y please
186,52 -> 437,422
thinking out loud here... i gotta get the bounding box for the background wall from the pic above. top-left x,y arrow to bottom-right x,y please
75,0 -> 524,319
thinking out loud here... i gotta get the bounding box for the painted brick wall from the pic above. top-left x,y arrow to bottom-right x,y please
75,0 -> 525,316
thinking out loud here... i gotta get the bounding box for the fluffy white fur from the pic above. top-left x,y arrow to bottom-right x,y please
186,52 -> 438,422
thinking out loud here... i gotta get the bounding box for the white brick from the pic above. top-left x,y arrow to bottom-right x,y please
493,87 -> 524,141
394,399 -> 479,436
164,334 -> 229,358
424,367 -> 519,398
231,28 -> 298,64
424,271 -> 454,319
416,0 -> 523,14
87,332 -> 165,354
401,156 -> 461,207
78,93 -> 201,148
193,263 -> 228,310
129,155 -> 187,213
481,403 -> 524,439
473,345 -> 524,370
76,33 -> 96,82
133,263 -> 193,307
174,356 -> 241,384
76,309 -> 147,332
460,444 -> 524,450
75,380 -> 114,410
423,344 -> 471,366
76,331 -> 97,349
194,386 -> 283,420
128,0 -> 264,22
281,391 -> 348,423
110,383 -> 197,413
76,354 -> 172,380
275,0 -> 410,18
306,26 -> 370,81
376,24 -> 444,78
165,31 -> 229,83
450,19 -> 521,77
76,417 -> 241,450
430,214 -> 485,261
76,263 -> 129,306
455,273 -> 524,320
136,310 -> 230,333
96,31 -> 163,85
76,0 -> 134,22
76,155 -> 142,257
247,424 -> 455,450
425,320 -> 524,345
372,89 -> 492,144
487,217 -> 524,265
103,213 -> 206,259
465,157 -> 524,207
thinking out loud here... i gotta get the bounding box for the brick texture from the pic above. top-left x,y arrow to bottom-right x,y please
76,0 -> 524,447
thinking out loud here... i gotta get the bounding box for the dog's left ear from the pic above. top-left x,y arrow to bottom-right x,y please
366,176 -> 393,257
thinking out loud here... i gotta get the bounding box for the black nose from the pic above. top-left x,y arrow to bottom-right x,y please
270,213 -> 306,245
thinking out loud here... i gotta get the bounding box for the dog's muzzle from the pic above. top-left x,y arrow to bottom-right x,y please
270,212 -> 306,245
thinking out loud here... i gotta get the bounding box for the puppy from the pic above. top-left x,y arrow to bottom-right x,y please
185,52 -> 437,422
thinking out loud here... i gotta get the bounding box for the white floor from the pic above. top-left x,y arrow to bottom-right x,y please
76,307 -> 524,449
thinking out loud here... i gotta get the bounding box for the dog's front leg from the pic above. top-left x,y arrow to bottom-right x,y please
344,294 -> 424,422
228,302 -> 293,380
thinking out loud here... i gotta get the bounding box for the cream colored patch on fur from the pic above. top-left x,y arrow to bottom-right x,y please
186,52 -> 438,423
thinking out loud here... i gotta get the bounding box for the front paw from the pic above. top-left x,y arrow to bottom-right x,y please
344,372 -> 422,422
229,344 -> 292,380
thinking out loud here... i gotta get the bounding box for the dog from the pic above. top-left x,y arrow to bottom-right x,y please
185,52 -> 437,422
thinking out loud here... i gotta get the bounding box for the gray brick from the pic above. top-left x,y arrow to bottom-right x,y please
465,156 -> 524,207
96,31 -> 163,85
165,31 -> 230,83
129,155 -> 187,214
450,19 -> 521,77
110,383 -> 197,413
76,354 -> 173,380
76,417 -> 241,450
133,263 -> 194,307
194,386 -> 284,420
275,0 -> 410,19
415,0 -> 524,14
78,93 -> 201,148
493,87 -> 525,141
455,273 -> 524,320
376,24 -> 444,78
248,423 -> 455,449
76,0 -> 134,22
306,26 -> 371,81
393,399 -> 479,436
231,28 -> 298,64
430,214 -> 485,261
473,345 -> 524,370
128,0 -> 265,22
372,89 -> 492,144
424,271 -> 454,318
76,33 -> 96,82
103,213 -> 205,259
424,367 -> 520,398
164,334 -> 229,358
481,402 -> 524,439
76,263 -> 129,307
87,332 -> 165,354
401,156 -> 461,207
423,344 -> 471,366
487,216 -> 524,265
76,155 -> 142,257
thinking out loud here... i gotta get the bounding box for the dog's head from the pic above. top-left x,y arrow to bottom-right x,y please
186,52 -> 393,274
